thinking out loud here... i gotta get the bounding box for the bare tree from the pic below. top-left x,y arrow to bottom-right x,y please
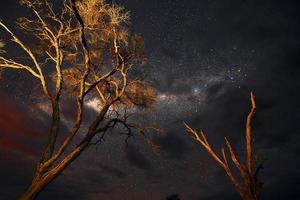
0,0 -> 156,199
185,93 -> 263,200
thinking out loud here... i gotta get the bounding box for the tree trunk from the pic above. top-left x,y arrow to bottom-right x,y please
18,142 -> 88,200
18,105 -> 110,200
18,158 -> 71,200
18,181 -> 45,200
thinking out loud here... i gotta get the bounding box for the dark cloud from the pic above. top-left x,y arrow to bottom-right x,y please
125,144 -> 152,171
98,163 -> 127,179
153,133 -> 190,159
1,0 -> 300,199
60,98 -> 78,121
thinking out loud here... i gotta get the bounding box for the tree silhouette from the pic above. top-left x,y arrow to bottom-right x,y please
185,93 -> 263,200
0,0 -> 155,199
166,194 -> 181,200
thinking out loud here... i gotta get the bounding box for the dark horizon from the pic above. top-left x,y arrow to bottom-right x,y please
0,0 -> 300,199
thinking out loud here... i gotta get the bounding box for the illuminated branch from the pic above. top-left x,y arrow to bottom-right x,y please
0,57 -> 40,78
40,0 -> 134,171
185,92 -> 262,200
0,21 -> 51,99
246,92 -> 256,174
0,1 -> 156,200
84,69 -> 117,95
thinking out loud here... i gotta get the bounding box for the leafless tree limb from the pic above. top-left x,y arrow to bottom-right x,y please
0,1 -> 156,199
185,92 -> 263,200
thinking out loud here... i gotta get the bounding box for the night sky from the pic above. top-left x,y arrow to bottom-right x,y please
1,0 -> 300,199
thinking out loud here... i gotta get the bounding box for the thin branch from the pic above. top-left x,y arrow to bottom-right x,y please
0,58 -> 40,78
246,92 -> 256,174
185,93 -> 259,200
0,21 -> 51,99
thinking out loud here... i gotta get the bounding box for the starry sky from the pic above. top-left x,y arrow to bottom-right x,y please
1,0 -> 300,199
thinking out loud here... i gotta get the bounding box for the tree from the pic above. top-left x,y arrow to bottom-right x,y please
166,194 -> 181,200
0,0 -> 156,199
185,93 -> 263,200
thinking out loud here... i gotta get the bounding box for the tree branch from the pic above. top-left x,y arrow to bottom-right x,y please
246,92 -> 256,174
0,21 -> 51,99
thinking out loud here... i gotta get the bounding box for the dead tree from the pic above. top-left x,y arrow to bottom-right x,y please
185,93 -> 263,200
0,0 -> 155,199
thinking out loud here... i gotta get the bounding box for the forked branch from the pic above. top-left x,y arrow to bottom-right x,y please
185,92 -> 262,200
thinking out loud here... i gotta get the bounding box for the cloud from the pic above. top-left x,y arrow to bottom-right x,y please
125,144 -> 152,171
0,91 -> 45,158
153,133 -> 190,159
98,163 -> 127,179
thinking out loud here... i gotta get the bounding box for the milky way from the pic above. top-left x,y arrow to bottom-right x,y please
1,0 -> 300,200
